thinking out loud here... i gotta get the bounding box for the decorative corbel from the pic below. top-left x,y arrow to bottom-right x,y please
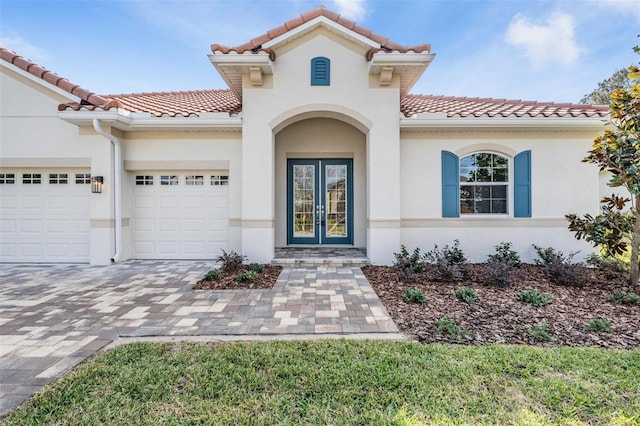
379,66 -> 393,86
249,67 -> 263,86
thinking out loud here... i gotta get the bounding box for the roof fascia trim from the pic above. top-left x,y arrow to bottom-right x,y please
1,60 -> 80,102
400,116 -> 608,132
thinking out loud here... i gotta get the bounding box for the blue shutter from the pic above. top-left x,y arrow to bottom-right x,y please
311,57 -> 330,86
514,150 -> 532,218
442,151 -> 460,217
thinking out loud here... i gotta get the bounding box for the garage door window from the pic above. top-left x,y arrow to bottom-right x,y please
0,173 -> 15,184
211,175 -> 229,186
136,175 -> 154,185
49,173 -> 68,184
75,173 -> 91,184
161,175 -> 179,185
186,175 -> 204,186
23,173 -> 42,184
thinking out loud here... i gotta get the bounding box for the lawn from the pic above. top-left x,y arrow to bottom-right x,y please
3,340 -> 639,425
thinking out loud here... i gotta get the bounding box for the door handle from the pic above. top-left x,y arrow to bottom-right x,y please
316,204 -> 325,226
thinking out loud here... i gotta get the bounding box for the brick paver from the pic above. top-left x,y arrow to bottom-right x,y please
0,260 -> 400,417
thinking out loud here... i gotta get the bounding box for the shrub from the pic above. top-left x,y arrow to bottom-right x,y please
436,316 -> 461,337
249,263 -> 264,273
532,245 -> 587,287
235,270 -> 258,283
609,291 -> 640,305
525,323 -> 554,342
454,287 -> 478,303
204,269 -> 221,281
425,240 -> 469,282
586,253 -> 628,279
584,318 -> 612,333
487,242 -> 521,267
216,249 -> 246,273
482,259 -> 513,288
403,287 -> 427,304
517,289 -> 552,307
393,246 -> 426,281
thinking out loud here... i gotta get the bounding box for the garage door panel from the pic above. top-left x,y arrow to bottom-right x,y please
132,172 -> 229,259
21,220 -> 42,233
0,219 -> 17,232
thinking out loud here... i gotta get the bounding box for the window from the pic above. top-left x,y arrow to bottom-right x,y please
459,153 -> 508,214
311,57 -> 330,86
135,175 -> 154,185
185,175 -> 204,186
161,175 -> 179,186
75,173 -> 91,184
49,173 -> 68,184
211,175 -> 229,186
23,173 -> 42,184
0,173 -> 15,184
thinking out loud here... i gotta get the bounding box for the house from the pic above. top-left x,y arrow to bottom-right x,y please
0,6 -> 610,266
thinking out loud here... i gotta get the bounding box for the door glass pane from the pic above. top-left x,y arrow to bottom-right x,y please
293,165 -> 315,237
325,164 -> 347,238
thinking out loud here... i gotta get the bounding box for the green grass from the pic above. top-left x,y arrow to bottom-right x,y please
3,340 -> 639,425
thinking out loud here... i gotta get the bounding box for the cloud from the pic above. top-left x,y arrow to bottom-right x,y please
332,0 -> 367,21
0,35 -> 52,64
505,12 -> 583,68
596,0 -> 640,17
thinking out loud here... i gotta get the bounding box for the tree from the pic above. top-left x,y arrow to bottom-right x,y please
567,47 -> 640,287
580,67 -> 634,105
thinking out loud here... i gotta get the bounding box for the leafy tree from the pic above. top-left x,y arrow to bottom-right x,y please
580,67 -> 634,105
567,46 -> 640,287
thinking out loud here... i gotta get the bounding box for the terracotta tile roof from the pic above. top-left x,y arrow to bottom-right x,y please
401,94 -> 610,118
60,90 -> 242,117
0,45 -> 117,109
210,5 -> 431,60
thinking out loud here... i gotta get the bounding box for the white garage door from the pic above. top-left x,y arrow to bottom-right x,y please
0,169 -> 91,262
132,173 -> 229,259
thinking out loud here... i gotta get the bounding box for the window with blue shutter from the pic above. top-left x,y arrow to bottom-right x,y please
514,150 -> 532,217
311,57 -> 330,86
442,151 -> 460,217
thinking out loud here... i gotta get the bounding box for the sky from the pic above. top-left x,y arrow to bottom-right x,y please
1,0 -> 638,104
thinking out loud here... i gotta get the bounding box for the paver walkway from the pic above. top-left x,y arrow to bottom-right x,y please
0,261 -> 400,417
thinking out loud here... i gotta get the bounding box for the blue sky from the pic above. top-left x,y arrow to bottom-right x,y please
1,0 -> 638,103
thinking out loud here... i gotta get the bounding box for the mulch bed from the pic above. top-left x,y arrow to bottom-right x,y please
193,265 -> 282,290
363,264 -> 640,349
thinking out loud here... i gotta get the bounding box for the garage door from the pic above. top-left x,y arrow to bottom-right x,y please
0,169 -> 91,262
132,172 -> 229,259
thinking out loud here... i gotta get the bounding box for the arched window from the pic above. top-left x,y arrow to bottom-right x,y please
460,153 -> 508,214
311,57 -> 330,86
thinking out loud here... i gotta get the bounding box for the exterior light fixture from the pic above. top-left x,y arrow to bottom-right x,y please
91,176 -> 104,193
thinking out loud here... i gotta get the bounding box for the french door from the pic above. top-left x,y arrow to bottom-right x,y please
287,159 -> 353,245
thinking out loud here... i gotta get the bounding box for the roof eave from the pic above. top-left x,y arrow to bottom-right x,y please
369,52 -> 436,96
1,59 -> 80,102
400,115 -> 609,132
208,53 -> 273,101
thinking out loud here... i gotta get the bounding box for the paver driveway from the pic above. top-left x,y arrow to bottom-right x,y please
0,261 -> 400,417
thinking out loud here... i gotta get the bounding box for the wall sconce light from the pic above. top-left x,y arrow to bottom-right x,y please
91,176 -> 104,193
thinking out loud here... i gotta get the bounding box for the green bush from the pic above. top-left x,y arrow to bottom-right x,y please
436,316 -> 461,337
249,263 -> 264,273
525,324 -> 554,342
204,269 -> 221,281
584,318 -> 612,333
532,245 -> 587,287
487,242 -> 521,267
403,287 -> 427,304
235,270 -> 258,283
609,291 -> 640,305
517,289 -> 552,307
216,249 -> 246,272
454,287 -> 478,303
393,246 -> 426,281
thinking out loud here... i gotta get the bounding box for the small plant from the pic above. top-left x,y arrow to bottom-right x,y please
204,269 -> 221,281
425,240 -> 469,282
403,287 -> 427,304
517,289 -> 552,307
216,249 -> 246,273
586,253 -> 628,279
235,270 -> 258,283
487,242 -> 521,267
454,287 -> 478,303
482,259 -> 513,288
436,316 -> 461,337
609,291 -> 640,305
525,323 -> 554,342
584,318 -> 612,333
249,263 -> 264,273
532,245 -> 587,287
393,246 -> 426,281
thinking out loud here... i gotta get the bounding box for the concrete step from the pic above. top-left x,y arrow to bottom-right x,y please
271,257 -> 370,268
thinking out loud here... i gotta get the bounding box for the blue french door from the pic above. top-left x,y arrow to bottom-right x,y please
287,159 -> 353,245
